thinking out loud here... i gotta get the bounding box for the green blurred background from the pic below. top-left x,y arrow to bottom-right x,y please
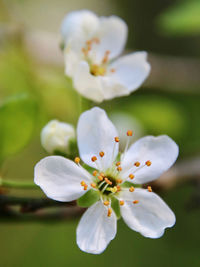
0,0 -> 200,266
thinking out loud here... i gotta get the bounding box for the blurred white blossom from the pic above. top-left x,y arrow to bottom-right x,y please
61,10 -> 151,102
41,120 -> 75,154
35,107 -> 178,254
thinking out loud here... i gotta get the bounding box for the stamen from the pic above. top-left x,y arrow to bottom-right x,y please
98,175 -> 104,181
83,185 -> 88,191
80,181 -> 86,186
117,185 -> 121,192
127,130 -> 133,136
134,161 -> 140,167
99,151 -> 105,157
107,208 -> 112,217
102,50 -> 110,64
129,186 -> 135,192
129,174 -> 135,180
114,137 -> 120,143
92,37 -> 100,44
122,131 -> 132,161
148,186 -> 152,192
110,68 -> 116,73
104,201 -> 110,206
146,160 -> 152,167
133,200 -> 139,204
116,179 -> 123,184
117,166 -> 122,172
93,170 -> 98,176
105,178 -> 112,185
116,161 -> 121,166
81,47 -> 88,56
74,157 -> 80,164
100,172 -> 105,178
91,183 -> 96,188
119,200 -> 124,206
91,156 -> 97,162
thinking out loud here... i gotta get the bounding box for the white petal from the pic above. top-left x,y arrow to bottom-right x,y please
109,52 -> 151,92
64,48 -> 81,77
100,76 -> 130,100
61,10 -> 99,48
34,156 -> 91,202
121,135 -> 179,184
119,188 -> 176,238
89,16 -> 128,63
77,107 -> 119,170
73,61 -> 104,102
76,201 -> 117,254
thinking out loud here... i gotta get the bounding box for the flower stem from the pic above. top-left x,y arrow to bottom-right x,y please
0,178 -> 38,189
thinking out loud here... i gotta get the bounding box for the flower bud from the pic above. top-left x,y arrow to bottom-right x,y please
41,120 -> 75,154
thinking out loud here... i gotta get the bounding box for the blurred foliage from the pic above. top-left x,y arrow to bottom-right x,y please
0,184 -> 199,267
0,1 -> 200,266
157,0 -> 200,36
0,93 -> 38,162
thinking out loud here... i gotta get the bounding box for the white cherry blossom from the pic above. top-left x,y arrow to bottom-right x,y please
61,10 -> 151,102
34,107 -> 178,254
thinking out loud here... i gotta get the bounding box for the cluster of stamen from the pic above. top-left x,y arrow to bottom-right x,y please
80,181 -> 88,191
74,130 -> 154,217
81,37 -> 116,76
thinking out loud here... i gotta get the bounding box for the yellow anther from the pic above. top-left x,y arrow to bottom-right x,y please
133,200 -> 139,204
91,156 -> 97,162
80,181 -> 86,186
148,186 -> 152,192
117,185 -> 121,192
93,170 -> 98,176
98,175 -> 103,181
100,172 -> 105,178
83,185 -> 88,191
105,178 -> 112,185
99,151 -> 105,157
117,166 -> 122,172
107,208 -> 112,217
110,68 -> 116,73
119,200 -> 124,206
104,201 -> 110,206
86,40 -> 92,46
115,137 -> 120,143
116,161 -> 121,166
146,160 -> 152,167
134,161 -> 140,167
127,130 -> 133,136
129,174 -> 135,180
116,179 -> 123,184
129,186 -> 135,192
74,157 -> 80,164
91,183 -> 96,188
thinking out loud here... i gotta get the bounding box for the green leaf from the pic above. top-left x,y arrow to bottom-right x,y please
111,197 -> 121,219
77,189 -> 100,208
157,0 -> 200,36
0,93 -> 38,161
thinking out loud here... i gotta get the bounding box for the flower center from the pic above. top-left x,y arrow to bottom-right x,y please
75,130 -> 153,216
81,37 -> 115,76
